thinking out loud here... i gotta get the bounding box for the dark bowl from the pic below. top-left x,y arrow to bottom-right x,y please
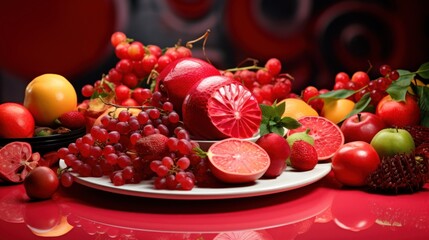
0,127 -> 86,154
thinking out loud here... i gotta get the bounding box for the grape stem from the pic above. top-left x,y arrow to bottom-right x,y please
186,29 -> 211,63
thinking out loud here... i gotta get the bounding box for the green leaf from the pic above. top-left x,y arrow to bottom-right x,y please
316,89 -> 356,100
416,85 -> 429,112
386,84 -> 408,101
259,102 -> 301,136
417,62 -> 429,79
260,104 -> 275,118
386,70 -> 415,101
341,92 -> 372,121
275,101 -> 285,117
420,111 -> 429,128
280,117 -> 301,129
271,126 -> 285,136
259,124 -> 269,136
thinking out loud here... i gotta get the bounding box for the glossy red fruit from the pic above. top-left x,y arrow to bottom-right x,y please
256,133 -> 290,178
24,166 -> 59,200
0,102 -> 35,138
340,112 -> 386,143
56,111 -> 85,129
155,57 -> 221,116
182,76 -> 262,140
376,94 -> 420,127
134,133 -> 169,160
351,71 -> 370,88
0,142 -> 38,183
332,141 -> 380,187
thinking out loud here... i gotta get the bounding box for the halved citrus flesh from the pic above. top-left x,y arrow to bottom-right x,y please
287,116 -> 344,160
207,138 -> 270,183
183,76 -> 261,140
208,83 -> 262,139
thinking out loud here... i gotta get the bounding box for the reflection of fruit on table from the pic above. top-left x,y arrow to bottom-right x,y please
57,179 -> 335,234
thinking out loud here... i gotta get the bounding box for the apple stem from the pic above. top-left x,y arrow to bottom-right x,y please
357,113 -> 361,122
305,128 -> 311,134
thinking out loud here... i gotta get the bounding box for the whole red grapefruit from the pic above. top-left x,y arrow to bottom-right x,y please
155,57 -> 221,116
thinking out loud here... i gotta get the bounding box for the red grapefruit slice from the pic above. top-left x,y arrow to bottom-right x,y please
183,76 -> 262,140
206,138 -> 270,183
182,76 -> 262,140
287,116 -> 344,160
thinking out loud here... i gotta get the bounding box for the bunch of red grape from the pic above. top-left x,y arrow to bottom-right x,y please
58,92 -> 214,190
80,32 -> 192,106
223,58 -> 295,105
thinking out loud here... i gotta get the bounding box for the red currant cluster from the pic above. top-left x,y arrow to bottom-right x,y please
80,32 -> 192,107
333,65 -> 399,105
223,58 -> 295,105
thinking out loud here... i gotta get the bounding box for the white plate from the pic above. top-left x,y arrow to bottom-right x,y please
60,160 -> 331,200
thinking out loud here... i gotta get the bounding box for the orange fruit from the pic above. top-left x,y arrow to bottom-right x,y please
0,102 -> 35,138
287,116 -> 345,160
24,74 -> 77,126
207,138 -> 270,183
278,98 -> 318,120
320,98 -> 355,124
183,76 -> 262,140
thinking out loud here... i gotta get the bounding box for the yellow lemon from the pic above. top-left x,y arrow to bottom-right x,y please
321,98 -> 355,124
278,98 -> 319,120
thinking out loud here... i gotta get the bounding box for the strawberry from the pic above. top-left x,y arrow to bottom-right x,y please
290,140 -> 318,171
135,133 -> 169,160
56,111 -> 85,129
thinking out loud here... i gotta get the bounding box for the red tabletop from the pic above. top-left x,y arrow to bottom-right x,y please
1,171 -> 428,240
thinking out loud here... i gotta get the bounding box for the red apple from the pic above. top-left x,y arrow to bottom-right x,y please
340,112 -> 386,143
376,94 -> 420,127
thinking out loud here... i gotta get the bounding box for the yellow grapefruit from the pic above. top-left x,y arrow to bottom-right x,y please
278,98 -> 319,120
24,74 -> 77,126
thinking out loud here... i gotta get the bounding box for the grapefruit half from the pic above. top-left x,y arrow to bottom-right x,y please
207,138 -> 270,183
287,116 -> 344,160
183,76 -> 262,140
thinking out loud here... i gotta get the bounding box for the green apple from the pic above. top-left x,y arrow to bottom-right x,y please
370,128 -> 415,157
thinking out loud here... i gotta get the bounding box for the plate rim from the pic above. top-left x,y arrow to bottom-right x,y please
60,160 -> 332,200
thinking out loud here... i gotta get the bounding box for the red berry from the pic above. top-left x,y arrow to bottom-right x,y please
335,72 -> 350,84
265,58 -> 282,76
351,71 -> 370,88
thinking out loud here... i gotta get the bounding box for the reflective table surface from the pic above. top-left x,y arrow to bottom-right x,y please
1,170 -> 428,240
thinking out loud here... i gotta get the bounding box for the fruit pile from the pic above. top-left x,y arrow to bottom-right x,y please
50,33 -> 427,193
1,30 -> 429,199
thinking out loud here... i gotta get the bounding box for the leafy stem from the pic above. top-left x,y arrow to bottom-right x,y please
259,101 -> 301,136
